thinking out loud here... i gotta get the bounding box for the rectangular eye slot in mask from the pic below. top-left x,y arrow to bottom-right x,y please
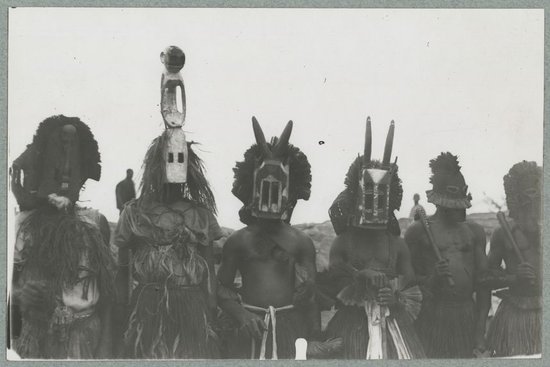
377,184 -> 389,219
163,128 -> 188,184
252,159 -> 290,219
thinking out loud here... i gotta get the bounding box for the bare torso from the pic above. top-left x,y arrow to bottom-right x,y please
221,222 -> 308,308
406,218 -> 483,300
491,226 -> 541,297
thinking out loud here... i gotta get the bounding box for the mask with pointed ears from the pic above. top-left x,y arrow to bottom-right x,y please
250,117 -> 293,220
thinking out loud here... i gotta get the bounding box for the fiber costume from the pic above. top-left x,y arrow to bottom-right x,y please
10,115 -> 115,359
114,46 -> 222,359
404,152 -> 490,358
325,118 -> 425,359
217,117 -> 321,359
483,161 -> 542,357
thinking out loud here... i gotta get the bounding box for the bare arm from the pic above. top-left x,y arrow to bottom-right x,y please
479,229 -> 517,289
404,224 -> 434,290
396,239 -> 416,289
217,235 -> 246,320
217,233 -> 266,339
297,235 -> 321,338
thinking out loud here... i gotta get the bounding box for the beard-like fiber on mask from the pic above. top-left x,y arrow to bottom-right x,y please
140,133 -> 216,213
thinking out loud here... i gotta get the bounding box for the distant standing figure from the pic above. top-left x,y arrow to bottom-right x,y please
409,193 -> 425,223
116,169 -> 135,213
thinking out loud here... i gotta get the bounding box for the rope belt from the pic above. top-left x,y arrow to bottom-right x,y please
48,304 -> 95,342
243,303 -> 294,360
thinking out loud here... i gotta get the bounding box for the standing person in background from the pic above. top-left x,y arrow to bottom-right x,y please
404,152 -> 490,358
115,169 -> 136,214
10,115 -> 115,359
409,193 -> 424,224
480,161 -> 542,357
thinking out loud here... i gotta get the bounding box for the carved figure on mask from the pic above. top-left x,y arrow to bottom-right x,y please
113,46 -> 222,359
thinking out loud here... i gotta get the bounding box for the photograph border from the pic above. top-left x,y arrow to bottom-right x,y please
0,1 -> 548,366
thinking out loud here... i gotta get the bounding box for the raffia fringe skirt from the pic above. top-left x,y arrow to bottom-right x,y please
487,296 -> 541,357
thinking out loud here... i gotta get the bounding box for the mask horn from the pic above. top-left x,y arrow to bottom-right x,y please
273,120 -> 293,156
382,120 -> 395,167
363,116 -> 372,165
252,116 -> 272,157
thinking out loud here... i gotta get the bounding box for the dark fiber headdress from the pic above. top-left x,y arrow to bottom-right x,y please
426,152 -> 472,209
139,130 -> 217,213
11,115 -> 101,210
503,160 -> 541,219
31,115 -> 101,180
232,139 -> 311,224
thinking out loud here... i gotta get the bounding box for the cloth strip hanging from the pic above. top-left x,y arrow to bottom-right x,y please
364,300 -> 413,359
243,303 -> 294,360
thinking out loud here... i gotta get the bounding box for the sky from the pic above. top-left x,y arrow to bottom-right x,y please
7,8 -> 544,231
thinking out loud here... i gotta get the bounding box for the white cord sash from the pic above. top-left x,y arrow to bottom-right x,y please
243,303 -> 294,360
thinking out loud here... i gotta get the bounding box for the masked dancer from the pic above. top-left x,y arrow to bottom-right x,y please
10,115 -> 115,359
404,152 -> 490,358
217,117 -> 321,359
324,118 -> 425,359
481,161 -> 542,357
113,46 -> 222,358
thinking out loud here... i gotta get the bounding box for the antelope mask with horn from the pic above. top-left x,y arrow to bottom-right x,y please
351,117 -> 397,229
251,116 -> 292,220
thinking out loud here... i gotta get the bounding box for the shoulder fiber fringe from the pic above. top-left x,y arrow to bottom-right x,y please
425,190 -> 472,209
18,206 -> 115,301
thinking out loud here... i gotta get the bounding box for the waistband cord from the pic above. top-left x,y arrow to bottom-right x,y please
243,304 -> 294,360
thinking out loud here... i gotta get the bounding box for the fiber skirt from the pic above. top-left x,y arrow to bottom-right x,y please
415,298 -> 474,358
487,296 -> 541,357
124,284 -> 219,359
324,305 -> 425,359
15,312 -> 101,359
